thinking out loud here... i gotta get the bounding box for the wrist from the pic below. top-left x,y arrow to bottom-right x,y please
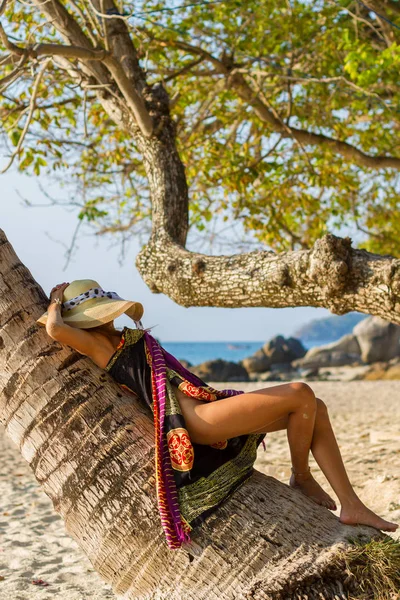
48,298 -> 62,309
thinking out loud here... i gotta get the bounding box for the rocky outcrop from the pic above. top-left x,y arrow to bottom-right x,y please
242,335 -> 306,373
353,316 -> 400,363
190,359 -> 249,382
292,333 -> 363,369
290,316 -> 400,372
188,317 -> 400,383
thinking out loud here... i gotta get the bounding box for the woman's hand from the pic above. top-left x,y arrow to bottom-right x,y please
49,282 -> 70,303
46,282 -> 69,333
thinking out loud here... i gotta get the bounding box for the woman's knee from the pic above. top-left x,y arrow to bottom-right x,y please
288,381 -> 317,410
316,396 -> 329,419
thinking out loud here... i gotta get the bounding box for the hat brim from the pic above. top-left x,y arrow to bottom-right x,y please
36,299 -> 144,329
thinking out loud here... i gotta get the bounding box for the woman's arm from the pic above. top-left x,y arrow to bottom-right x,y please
45,282 -> 69,337
45,282 -> 98,357
46,300 -> 66,335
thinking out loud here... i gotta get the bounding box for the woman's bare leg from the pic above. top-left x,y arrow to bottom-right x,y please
308,398 -> 398,531
251,396 -> 399,532
177,381 -> 317,475
177,383 -> 399,532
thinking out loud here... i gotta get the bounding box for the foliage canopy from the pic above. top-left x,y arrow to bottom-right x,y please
1,0 -> 400,256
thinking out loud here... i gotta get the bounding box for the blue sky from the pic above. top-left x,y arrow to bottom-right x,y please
2,169 -> 337,341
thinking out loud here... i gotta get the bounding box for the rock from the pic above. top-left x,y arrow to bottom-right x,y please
270,362 -> 295,373
190,359 -> 249,382
259,371 -> 285,382
242,335 -> 306,373
388,355 -> 400,366
301,367 -> 320,379
241,348 -> 271,373
262,335 -> 306,363
178,359 -> 192,369
291,332 -> 362,369
361,362 -> 400,380
353,316 -> 400,363
304,333 -> 361,358
292,350 -> 362,369
384,364 -> 400,380
362,361 -> 389,380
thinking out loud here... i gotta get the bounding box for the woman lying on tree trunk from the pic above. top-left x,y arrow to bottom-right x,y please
37,279 -> 399,549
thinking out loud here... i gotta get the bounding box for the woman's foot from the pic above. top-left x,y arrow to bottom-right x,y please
340,499 -> 399,532
289,469 -> 337,510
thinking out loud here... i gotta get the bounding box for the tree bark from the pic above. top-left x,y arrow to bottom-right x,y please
136,232 -> 400,321
0,228 -> 388,599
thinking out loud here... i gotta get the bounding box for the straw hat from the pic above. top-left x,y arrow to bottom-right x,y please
36,279 -> 144,329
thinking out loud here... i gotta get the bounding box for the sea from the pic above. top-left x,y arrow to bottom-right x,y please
159,339 -> 334,366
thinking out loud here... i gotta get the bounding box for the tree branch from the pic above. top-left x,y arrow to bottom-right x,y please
146,35 -> 400,170
27,0 -> 153,136
136,232 -> 400,321
0,29 -> 154,136
1,57 -> 51,174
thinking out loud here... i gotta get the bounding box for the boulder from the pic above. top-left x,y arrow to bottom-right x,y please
303,333 -> 360,359
241,348 -> 271,373
292,350 -> 362,369
270,362 -> 295,373
353,316 -> 400,363
242,335 -> 306,373
190,359 -> 249,382
178,359 -> 192,369
291,332 -> 363,369
262,335 -> 306,363
257,371 -> 286,382
301,367 -> 320,380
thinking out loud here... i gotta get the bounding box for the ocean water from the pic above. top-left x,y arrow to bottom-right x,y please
160,339 -> 334,366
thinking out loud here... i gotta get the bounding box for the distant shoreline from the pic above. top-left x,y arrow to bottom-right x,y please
158,339 -> 334,367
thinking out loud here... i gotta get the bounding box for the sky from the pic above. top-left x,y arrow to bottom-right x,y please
2,169 -> 337,342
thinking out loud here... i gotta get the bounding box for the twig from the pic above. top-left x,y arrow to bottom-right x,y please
0,33 -> 153,137
1,57 -> 51,174
83,89 -> 88,137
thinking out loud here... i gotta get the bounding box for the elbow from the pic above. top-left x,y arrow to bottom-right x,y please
45,324 -> 63,340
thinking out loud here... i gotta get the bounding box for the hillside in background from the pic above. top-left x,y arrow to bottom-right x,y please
293,312 -> 367,342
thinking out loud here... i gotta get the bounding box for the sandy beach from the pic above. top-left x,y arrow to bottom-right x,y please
0,379 -> 399,599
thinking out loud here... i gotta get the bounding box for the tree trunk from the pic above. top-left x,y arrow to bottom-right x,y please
0,228 -> 387,600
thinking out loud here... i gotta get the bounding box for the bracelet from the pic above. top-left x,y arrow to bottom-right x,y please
291,466 -> 311,476
49,298 -> 62,307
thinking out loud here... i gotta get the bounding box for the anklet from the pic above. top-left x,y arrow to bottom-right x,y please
291,466 -> 311,476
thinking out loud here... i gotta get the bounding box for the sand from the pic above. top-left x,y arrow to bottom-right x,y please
0,380 -> 399,598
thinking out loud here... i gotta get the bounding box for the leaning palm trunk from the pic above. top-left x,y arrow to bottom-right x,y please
0,228 -> 397,600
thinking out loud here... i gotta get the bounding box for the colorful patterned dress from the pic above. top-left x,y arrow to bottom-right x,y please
104,326 -> 266,550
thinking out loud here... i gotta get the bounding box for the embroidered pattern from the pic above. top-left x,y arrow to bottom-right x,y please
167,427 -> 195,471
210,439 -> 228,450
178,380 -> 218,402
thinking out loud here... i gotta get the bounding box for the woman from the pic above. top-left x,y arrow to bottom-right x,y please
37,279 -> 398,549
